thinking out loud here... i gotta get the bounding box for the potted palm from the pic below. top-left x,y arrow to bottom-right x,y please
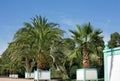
69,22 -> 103,81
22,16 -> 64,81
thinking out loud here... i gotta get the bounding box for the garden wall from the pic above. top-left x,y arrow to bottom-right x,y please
103,43 -> 120,81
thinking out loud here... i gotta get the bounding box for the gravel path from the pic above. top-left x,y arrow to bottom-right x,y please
0,78 -> 34,81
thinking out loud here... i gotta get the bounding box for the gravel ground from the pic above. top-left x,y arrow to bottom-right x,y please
0,78 -> 34,81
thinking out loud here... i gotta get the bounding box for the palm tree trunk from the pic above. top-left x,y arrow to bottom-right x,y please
37,54 -> 48,70
82,43 -> 90,68
26,57 -> 30,72
37,62 -> 42,69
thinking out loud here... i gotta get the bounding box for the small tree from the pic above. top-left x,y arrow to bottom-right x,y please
108,32 -> 120,48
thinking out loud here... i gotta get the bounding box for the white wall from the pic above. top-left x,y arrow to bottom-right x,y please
107,54 -> 120,81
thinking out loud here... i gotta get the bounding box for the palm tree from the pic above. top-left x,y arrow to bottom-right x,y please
23,16 -> 64,70
69,22 -> 103,68
9,26 -> 36,73
0,47 -> 25,75
0,49 -> 11,75
9,42 -> 31,73
9,15 -> 64,74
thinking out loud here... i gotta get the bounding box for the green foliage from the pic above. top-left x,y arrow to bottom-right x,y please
68,47 -> 82,68
69,22 -> 104,68
108,32 -> 120,48
0,49 -> 26,76
69,65 -> 78,79
51,68 -> 63,78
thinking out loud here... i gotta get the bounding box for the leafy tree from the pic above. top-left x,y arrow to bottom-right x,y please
50,38 -> 75,79
108,32 -> 120,48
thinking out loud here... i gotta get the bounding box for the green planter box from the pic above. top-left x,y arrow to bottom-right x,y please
34,69 -> 51,81
25,72 -> 34,79
76,68 -> 98,81
9,74 -> 18,78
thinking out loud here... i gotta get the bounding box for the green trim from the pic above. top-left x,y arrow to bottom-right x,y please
103,47 -> 120,53
84,69 -> 86,81
104,52 -> 107,81
37,69 -> 39,81
25,72 -> 34,78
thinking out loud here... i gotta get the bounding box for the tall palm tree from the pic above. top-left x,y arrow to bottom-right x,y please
8,15 -> 64,79
69,22 -> 103,68
9,41 -> 33,73
23,16 -> 64,70
9,26 -> 36,73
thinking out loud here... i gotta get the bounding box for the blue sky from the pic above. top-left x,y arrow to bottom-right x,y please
0,0 -> 120,55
